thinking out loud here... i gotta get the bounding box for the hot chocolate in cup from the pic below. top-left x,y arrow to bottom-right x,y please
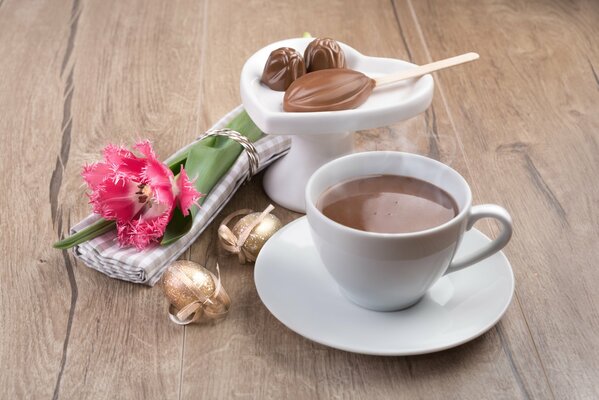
305,151 -> 513,311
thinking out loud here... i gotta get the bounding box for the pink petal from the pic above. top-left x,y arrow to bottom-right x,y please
102,143 -> 136,164
133,140 -> 156,159
143,157 -> 175,206
103,143 -> 146,182
89,178 -> 144,222
82,162 -> 112,190
83,140 -> 183,249
139,201 -> 171,221
176,167 -> 202,216
116,204 -> 172,249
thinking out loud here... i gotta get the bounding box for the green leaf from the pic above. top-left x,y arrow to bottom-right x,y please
167,151 -> 188,175
53,218 -> 115,249
165,136 -> 219,174
53,110 -> 263,249
161,207 -> 193,245
160,110 -> 264,244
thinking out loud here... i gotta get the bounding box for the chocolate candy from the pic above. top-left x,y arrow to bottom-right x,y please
283,68 -> 375,112
261,47 -> 306,91
304,38 -> 346,72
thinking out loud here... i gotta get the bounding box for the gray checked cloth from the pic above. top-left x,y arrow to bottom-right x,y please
71,105 -> 290,286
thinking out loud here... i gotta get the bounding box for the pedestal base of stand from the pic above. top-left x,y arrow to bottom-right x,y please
263,133 -> 354,213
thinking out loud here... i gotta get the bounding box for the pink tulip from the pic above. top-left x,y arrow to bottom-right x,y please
82,140 -> 201,249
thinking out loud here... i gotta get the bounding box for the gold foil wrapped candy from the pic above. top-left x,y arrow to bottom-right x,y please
161,260 -> 231,325
218,204 -> 282,263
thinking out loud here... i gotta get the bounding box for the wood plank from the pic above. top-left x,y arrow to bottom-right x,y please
180,0 -> 546,399
0,0 -> 76,397
53,0 -> 209,398
0,0 -> 206,398
383,4 -> 556,398
401,0 -> 599,397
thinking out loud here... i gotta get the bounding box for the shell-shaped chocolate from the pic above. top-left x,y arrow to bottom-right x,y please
283,69 -> 375,112
304,38 -> 346,72
261,47 -> 306,91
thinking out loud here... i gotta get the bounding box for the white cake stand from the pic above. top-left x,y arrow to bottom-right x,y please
240,38 -> 434,212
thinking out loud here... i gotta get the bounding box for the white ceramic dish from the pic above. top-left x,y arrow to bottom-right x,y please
240,38 -> 434,135
240,38 -> 435,212
254,217 -> 515,356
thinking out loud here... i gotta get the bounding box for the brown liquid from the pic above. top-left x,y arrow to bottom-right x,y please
283,68 -> 375,112
317,175 -> 458,234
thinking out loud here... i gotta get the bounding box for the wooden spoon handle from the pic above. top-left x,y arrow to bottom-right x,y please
374,52 -> 479,86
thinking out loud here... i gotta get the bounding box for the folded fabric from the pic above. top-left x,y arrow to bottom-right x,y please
71,105 -> 290,286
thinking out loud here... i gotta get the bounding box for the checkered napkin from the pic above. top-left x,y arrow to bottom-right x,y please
71,105 -> 290,286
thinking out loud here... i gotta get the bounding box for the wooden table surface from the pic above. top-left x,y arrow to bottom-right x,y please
2,0 -> 599,398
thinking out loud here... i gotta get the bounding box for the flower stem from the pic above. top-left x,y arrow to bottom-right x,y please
53,219 -> 116,249
53,109 -> 263,250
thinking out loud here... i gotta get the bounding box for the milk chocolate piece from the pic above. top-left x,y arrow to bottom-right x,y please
261,47 -> 306,91
283,68 -> 375,112
304,38 -> 346,72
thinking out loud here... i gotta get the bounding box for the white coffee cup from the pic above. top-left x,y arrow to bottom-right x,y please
305,151 -> 513,311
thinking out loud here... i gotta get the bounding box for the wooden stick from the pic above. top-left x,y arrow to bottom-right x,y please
375,52 -> 479,86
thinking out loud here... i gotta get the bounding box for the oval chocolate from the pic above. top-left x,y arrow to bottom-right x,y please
283,68 -> 375,112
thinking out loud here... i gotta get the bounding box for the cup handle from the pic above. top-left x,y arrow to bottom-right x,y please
444,204 -> 513,275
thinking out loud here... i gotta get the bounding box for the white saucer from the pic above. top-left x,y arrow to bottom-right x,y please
254,217 -> 514,356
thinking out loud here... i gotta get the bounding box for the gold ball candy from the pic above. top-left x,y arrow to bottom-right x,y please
231,212 -> 282,260
161,260 -> 230,324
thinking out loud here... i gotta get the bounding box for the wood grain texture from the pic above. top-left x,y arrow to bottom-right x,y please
1,0 -> 597,398
1,0 -> 206,398
54,0 -> 209,398
0,0 -> 73,398
399,0 -> 599,398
